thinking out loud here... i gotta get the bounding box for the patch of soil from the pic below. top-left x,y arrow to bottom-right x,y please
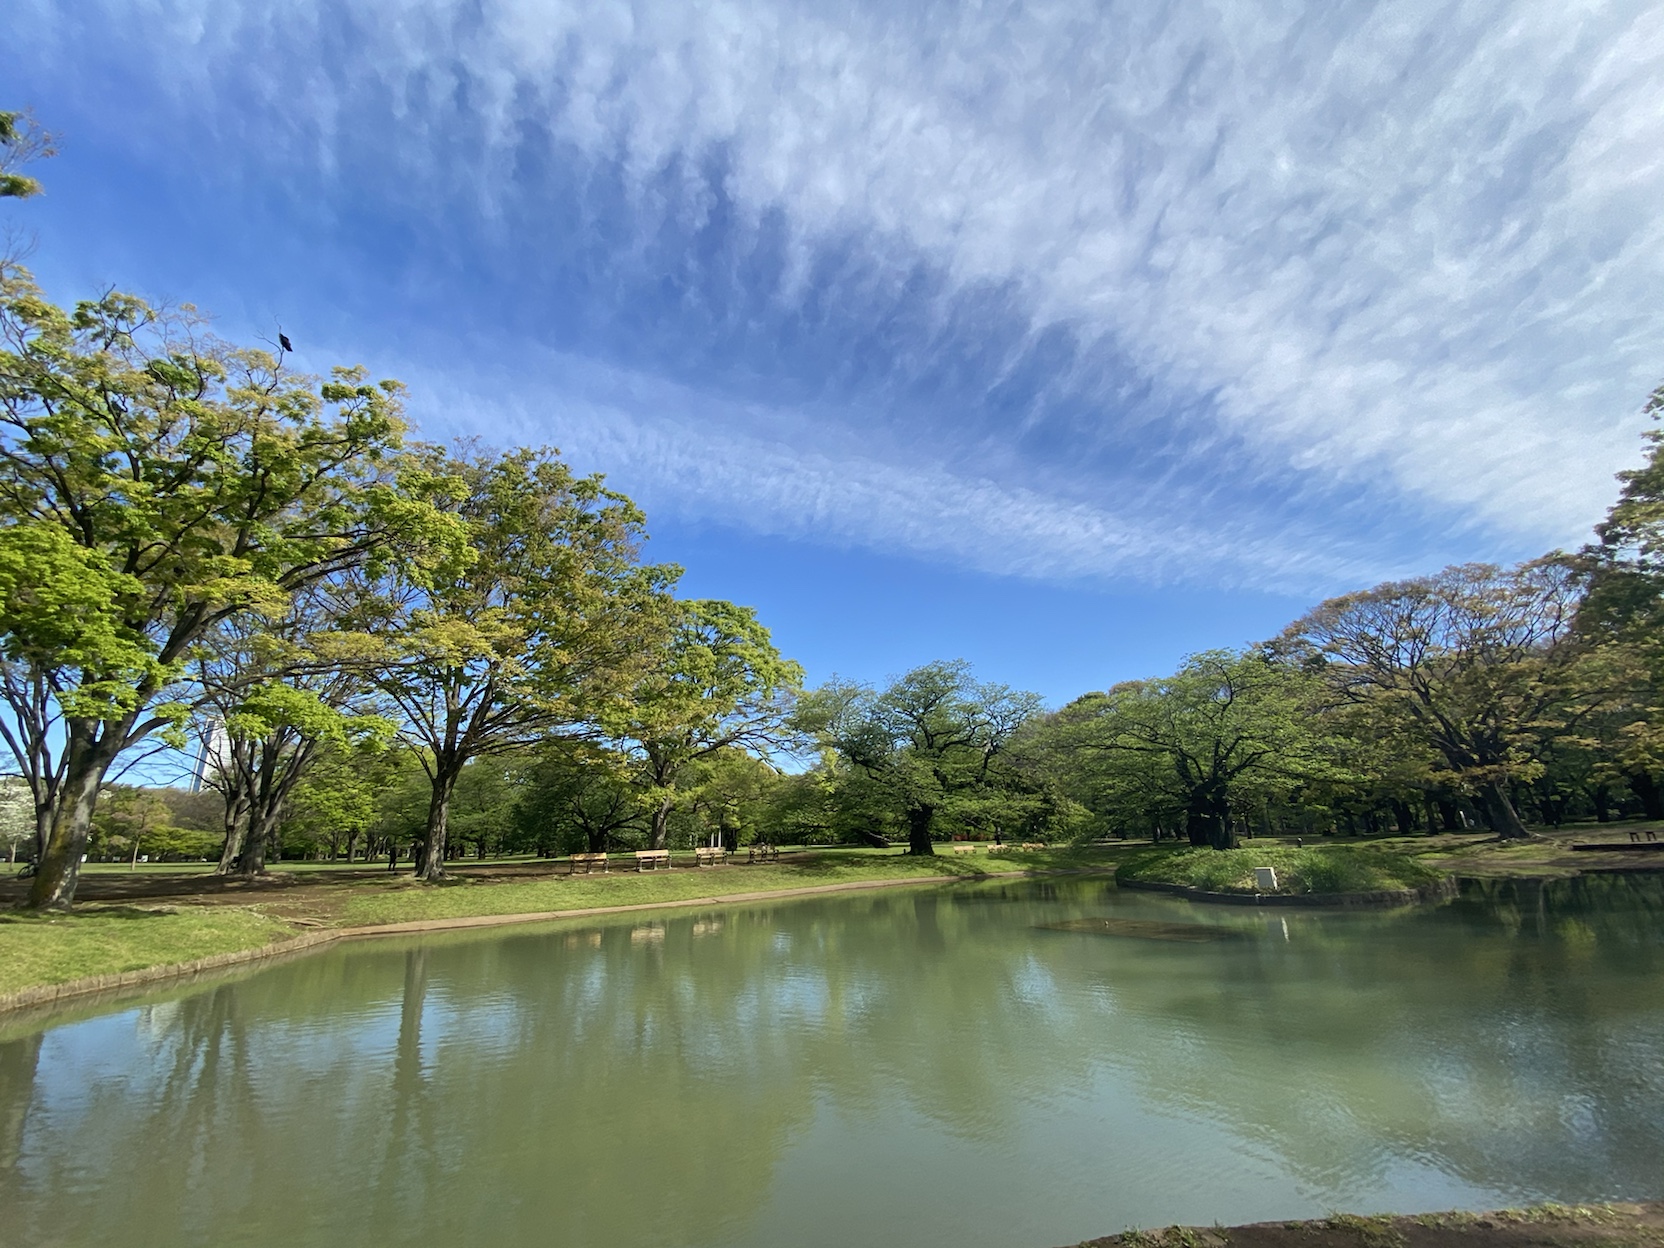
1066,1204 -> 1664,1248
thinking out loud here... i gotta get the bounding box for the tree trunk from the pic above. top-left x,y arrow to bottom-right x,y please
31,805 -> 50,872
1626,772 -> 1664,821
1478,780 -> 1532,840
1186,793 -> 1233,850
26,728 -> 121,910
906,803 -> 936,855
648,793 -> 674,851
1185,811 -> 1211,846
1593,786 -> 1611,823
213,796 -> 249,876
416,764 -> 461,882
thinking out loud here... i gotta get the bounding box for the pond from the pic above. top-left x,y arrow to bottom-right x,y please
1,875 -> 1661,1248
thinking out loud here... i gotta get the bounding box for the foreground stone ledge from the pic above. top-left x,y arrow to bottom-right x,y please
1066,1201 -> 1664,1248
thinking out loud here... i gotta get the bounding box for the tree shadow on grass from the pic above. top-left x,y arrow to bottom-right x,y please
0,904 -> 185,924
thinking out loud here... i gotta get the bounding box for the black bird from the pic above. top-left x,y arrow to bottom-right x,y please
278,332 -> 293,353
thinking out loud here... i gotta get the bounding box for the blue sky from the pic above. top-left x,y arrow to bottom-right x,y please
7,0 -> 1663,703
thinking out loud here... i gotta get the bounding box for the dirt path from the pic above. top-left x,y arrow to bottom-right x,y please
1066,1204 -> 1664,1248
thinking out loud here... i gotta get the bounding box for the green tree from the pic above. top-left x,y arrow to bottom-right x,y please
1574,379 -> 1664,815
604,598 -> 802,850
192,583 -> 394,876
369,446 -> 670,880
512,741 -> 644,855
670,747 -> 781,849
1060,650 -> 1335,850
0,270 -> 455,907
0,111 -> 54,201
444,756 -> 524,859
1279,562 -> 1583,840
280,739 -> 404,860
806,660 -> 1042,855
89,785 -> 174,867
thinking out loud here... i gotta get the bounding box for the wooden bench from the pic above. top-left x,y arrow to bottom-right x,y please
950,844 -> 979,854
746,843 -> 780,863
634,849 -> 671,871
570,852 -> 609,874
694,846 -> 728,867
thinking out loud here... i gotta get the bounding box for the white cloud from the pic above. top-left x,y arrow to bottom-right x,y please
394,346 -> 1387,590
15,0 -> 1664,583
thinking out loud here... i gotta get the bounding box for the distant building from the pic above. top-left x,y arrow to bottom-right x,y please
190,720 -> 232,794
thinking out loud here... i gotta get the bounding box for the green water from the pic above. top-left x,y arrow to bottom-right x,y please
1,876 -> 1661,1248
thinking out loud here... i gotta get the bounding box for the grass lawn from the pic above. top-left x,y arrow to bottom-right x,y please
1114,842 -> 1449,895
335,846 -> 1115,926
0,846 -> 1118,1001
0,906 -> 292,998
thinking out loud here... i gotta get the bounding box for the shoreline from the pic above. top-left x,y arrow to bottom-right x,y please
1118,877 -> 1461,907
0,866 -> 1104,1020
1064,1202 -> 1664,1248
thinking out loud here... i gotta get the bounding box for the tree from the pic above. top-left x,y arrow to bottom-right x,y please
281,739 -> 407,861
512,741 -> 644,855
191,582 -> 393,876
369,445 -> 670,880
1573,379 -> 1664,813
670,748 -> 781,849
604,598 -> 802,850
1279,562 -> 1584,840
1058,650 -> 1336,850
0,267 -> 455,907
806,660 -> 1042,855
0,774 -> 29,862
0,111 -> 54,201
89,785 -> 173,867
442,756 -> 524,859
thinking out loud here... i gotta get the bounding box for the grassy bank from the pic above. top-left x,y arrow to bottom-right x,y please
0,906 -> 292,997
1114,843 -> 1448,896
335,847 -> 1083,926
0,847 -> 1114,1003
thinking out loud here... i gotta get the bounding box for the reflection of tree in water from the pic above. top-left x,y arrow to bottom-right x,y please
0,876 -> 1660,1245
1061,879 -> 1664,1204
0,1028 -> 41,1207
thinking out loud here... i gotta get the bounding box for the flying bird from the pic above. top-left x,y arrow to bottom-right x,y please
278,332 -> 293,353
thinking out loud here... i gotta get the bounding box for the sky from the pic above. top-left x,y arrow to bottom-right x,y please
6,0 -> 1663,704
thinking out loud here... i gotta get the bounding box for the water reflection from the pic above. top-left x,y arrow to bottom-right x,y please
0,876 -> 1659,1248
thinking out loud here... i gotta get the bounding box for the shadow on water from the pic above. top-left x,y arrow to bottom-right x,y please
1038,917 -> 1242,941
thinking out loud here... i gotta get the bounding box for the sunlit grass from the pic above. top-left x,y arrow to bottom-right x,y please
1114,844 -> 1447,895
0,906 -> 291,997
0,847 -> 1119,997
337,846 -> 1115,926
